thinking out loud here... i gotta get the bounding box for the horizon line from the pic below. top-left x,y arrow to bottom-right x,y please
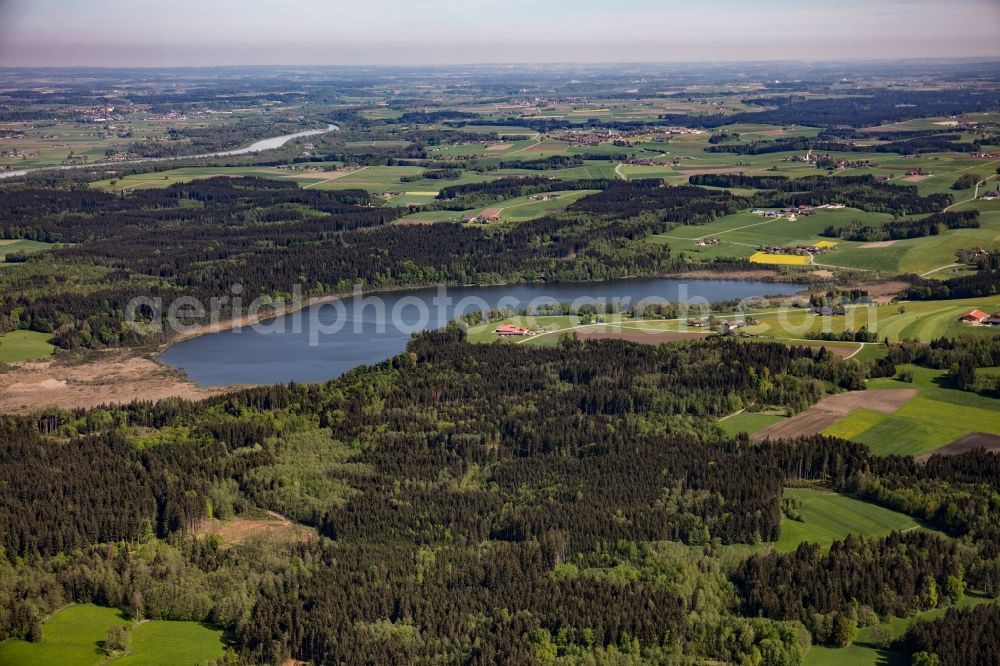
3,56 -> 1000,70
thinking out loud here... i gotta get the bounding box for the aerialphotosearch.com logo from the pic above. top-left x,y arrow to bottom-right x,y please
125,283 -> 876,347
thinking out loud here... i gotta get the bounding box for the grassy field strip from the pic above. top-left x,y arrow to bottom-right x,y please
920,263 -> 963,277
495,190 -> 582,214
0,329 -> 55,363
775,487 -> 926,552
474,304 -> 895,348
508,311 -> 784,345
302,166 -> 367,189
718,411 -> 785,437
697,216 -> 781,241
509,140 -> 543,154
118,179 -> 162,191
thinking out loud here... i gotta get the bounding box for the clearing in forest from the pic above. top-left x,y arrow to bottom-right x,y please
775,487 -> 923,552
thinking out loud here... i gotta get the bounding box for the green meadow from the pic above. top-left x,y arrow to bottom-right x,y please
745,296 -> 1000,343
775,487 -> 923,553
717,411 -> 785,437
0,329 -> 54,363
822,365 -> 1000,457
648,206 -> 1000,276
400,189 -> 596,224
0,604 -> 226,666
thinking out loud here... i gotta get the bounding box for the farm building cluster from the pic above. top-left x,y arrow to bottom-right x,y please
719,320 -> 749,335
757,243 -> 831,257
750,205 -> 815,220
464,208 -> 503,223
958,247 -> 991,263
959,310 -> 1000,326
494,324 -> 535,337
811,306 -> 848,316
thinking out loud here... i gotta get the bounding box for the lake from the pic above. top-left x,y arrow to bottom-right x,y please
158,278 -> 807,386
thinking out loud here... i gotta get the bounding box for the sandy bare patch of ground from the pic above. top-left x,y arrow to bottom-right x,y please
752,388 -> 917,441
480,207 -> 503,218
861,240 -> 900,248
833,280 -> 909,304
810,270 -> 835,279
795,343 -> 862,359
816,388 -> 917,414
0,351 -> 226,414
917,432 -> 1000,462
197,510 -> 315,547
573,329 -> 711,344
486,143 -> 513,151
903,175 -> 930,182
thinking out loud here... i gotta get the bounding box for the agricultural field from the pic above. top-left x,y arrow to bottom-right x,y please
400,189 -> 597,224
465,296 -> 1000,352
648,206 -> 1000,276
0,329 -> 54,363
0,238 -> 53,263
717,410 -> 785,437
89,165 -> 333,192
744,296 -> 1000,343
824,365 -> 1000,457
775,487 -> 925,553
0,111 -> 276,170
0,604 -> 226,666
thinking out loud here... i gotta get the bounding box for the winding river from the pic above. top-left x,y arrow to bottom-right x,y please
0,124 -> 339,179
159,278 -> 807,387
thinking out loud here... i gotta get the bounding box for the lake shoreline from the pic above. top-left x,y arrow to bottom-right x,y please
155,269 -> 812,352
1,272 -> 817,411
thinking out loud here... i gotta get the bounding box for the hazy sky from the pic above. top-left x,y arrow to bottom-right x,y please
1,0 -> 999,67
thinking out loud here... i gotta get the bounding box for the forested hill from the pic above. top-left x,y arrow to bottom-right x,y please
0,174 -> 956,352
1,330 -> 998,663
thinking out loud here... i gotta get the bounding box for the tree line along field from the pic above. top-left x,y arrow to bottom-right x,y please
0,604 -> 226,666
832,366 -> 1000,457
89,162 -> 614,195
804,595 -> 998,666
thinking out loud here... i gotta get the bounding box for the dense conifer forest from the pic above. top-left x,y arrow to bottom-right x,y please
0,331 -> 997,663
1,59 -> 999,665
